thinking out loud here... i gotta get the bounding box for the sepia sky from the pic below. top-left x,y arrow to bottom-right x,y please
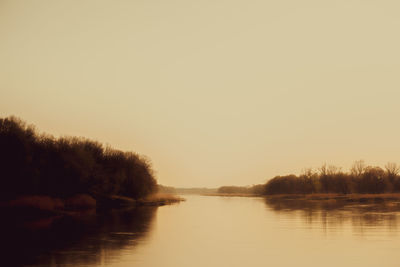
1,0 -> 400,187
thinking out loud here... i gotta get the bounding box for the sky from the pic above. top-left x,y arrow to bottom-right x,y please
1,0 -> 400,188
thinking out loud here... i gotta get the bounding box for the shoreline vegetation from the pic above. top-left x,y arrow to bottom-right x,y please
0,116 -> 183,223
162,161 -> 400,205
204,192 -> 400,204
3,115 -> 400,223
211,160 -> 400,198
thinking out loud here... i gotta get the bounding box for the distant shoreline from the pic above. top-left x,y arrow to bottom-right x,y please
203,193 -> 400,203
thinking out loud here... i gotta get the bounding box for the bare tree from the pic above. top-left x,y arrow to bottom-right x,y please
300,168 -> 314,178
350,160 -> 365,176
385,162 -> 399,178
319,164 -> 341,175
327,165 -> 341,175
319,163 -> 328,176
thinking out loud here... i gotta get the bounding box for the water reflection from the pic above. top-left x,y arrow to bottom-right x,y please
4,197 -> 400,267
1,207 -> 157,267
264,198 -> 400,234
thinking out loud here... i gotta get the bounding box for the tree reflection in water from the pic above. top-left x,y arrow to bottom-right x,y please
1,207 -> 157,267
264,198 -> 400,234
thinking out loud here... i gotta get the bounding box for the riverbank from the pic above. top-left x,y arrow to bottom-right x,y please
0,193 -> 185,226
203,193 -> 261,197
96,193 -> 185,208
204,193 -> 400,203
140,193 -> 186,206
265,193 -> 400,203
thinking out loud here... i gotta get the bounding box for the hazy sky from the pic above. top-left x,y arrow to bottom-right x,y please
1,0 -> 400,187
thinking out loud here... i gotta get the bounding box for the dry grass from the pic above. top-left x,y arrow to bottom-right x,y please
203,193 -> 261,197
140,193 -> 185,206
265,193 -> 400,202
201,192 -> 400,203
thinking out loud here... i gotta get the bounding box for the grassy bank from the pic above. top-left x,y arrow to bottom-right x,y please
0,192 -> 185,226
205,192 -> 400,204
139,193 -> 185,206
203,193 -> 262,197
264,193 -> 400,203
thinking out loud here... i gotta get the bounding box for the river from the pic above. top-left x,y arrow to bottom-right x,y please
4,195 -> 400,267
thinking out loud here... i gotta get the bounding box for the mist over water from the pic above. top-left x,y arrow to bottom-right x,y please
4,195 -> 400,267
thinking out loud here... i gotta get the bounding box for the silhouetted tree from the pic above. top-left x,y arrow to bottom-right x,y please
264,161 -> 399,195
0,116 -> 157,201
350,160 -> 366,177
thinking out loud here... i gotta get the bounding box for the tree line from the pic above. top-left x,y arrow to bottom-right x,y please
264,161 -> 400,195
217,161 -> 400,195
0,116 -> 157,201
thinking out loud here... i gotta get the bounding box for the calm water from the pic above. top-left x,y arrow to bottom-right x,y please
4,195 -> 400,267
